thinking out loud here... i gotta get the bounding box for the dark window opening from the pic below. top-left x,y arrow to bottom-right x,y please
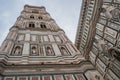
29,23 -> 35,28
38,16 -> 43,19
40,24 -> 46,29
30,15 -> 34,19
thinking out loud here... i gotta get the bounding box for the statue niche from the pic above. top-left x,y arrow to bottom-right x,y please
13,46 -> 22,55
60,46 -> 70,56
46,46 -> 54,56
31,46 -> 38,56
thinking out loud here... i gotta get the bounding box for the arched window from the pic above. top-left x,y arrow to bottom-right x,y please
29,22 -> 35,28
38,16 -> 43,19
30,15 -> 34,19
40,23 -> 46,29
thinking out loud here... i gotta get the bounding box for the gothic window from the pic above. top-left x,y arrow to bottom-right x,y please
12,45 -> 22,56
40,23 -> 46,29
45,45 -> 54,56
29,22 -> 35,28
30,15 -> 34,19
31,45 -> 38,56
38,16 -> 43,19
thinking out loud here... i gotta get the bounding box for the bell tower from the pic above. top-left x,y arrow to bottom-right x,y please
0,4 -> 101,80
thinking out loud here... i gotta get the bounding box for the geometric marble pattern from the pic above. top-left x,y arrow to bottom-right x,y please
4,73 -> 86,80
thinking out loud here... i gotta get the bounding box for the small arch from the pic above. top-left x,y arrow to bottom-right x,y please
38,16 -> 43,19
40,23 -> 46,29
29,22 -> 35,28
30,15 -> 34,19
14,46 -> 21,55
31,46 -> 37,54
46,46 -> 54,55
60,46 -> 69,55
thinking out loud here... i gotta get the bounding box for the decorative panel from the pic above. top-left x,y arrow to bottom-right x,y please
11,44 -> 23,56
54,35 -> 61,42
43,35 -> 49,42
31,35 -> 38,41
64,74 -> 75,80
17,34 -> 25,41
103,0 -> 112,2
91,45 -> 98,55
58,45 -> 70,56
99,18 -> 106,25
5,77 -> 15,80
96,29 -> 103,36
42,76 -> 52,80
39,45 -> 44,56
75,74 -> 86,80
30,76 -> 40,80
30,45 -> 39,56
45,45 -> 55,56
96,23 -> 104,31
54,75 -> 64,80
104,34 -> 116,44
105,27 -> 117,38
107,22 -> 120,31
18,77 -> 28,80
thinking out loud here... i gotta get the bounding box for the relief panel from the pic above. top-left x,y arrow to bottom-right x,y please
54,75 -> 64,80
30,76 -> 40,80
75,74 -> 86,80
105,27 -> 117,38
17,34 -> 25,41
42,75 -> 52,80
54,35 -> 61,42
64,74 -> 75,80
107,22 -> 120,31
17,76 -> 28,80
4,77 -> 15,80
31,35 -> 38,41
96,23 -> 104,31
104,34 -> 116,44
43,35 -> 49,42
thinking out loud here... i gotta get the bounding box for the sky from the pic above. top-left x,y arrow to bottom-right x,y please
0,0 -> 82,46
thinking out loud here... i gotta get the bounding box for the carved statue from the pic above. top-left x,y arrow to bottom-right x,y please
102,5 -> 120,22
61,46 -> 68,55
31,46 -> 37,54
46,46 -> 53,55
14,46 -> 21,55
